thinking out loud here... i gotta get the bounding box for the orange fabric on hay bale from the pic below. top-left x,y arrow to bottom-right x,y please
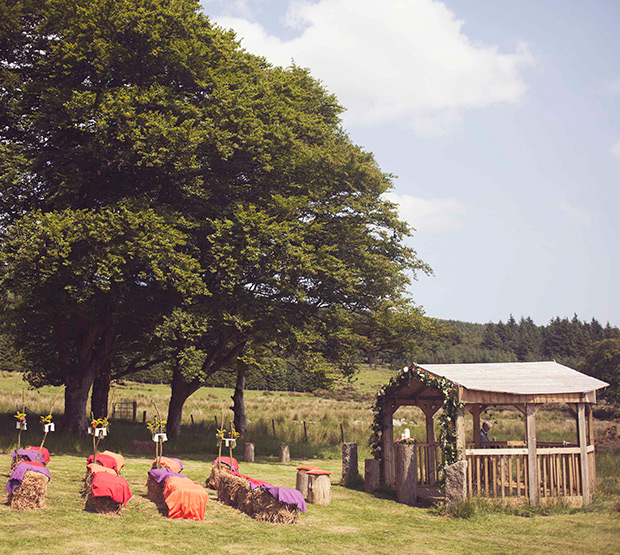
164,476 -> 208,521
100,451 -> 125,473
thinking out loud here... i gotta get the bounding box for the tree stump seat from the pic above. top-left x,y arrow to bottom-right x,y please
295,465 -> 320,499
307,469 -> 332,505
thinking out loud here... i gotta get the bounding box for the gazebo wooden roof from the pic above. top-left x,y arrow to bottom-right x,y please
377,361 -> 608,506
398,361 -> 608,405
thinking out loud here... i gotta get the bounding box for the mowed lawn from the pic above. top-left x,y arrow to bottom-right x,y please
1,452 -> 619,555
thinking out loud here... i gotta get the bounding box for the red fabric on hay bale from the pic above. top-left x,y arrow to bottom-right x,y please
91,472 -> 132,506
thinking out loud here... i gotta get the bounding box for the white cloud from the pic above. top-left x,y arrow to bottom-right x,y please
208,0 -> 533,134
558,202 -> 591,227
383,192 -> 466,232
611,139 -> 620,160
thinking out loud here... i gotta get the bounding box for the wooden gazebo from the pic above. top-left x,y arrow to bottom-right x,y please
377,361 -> 608,505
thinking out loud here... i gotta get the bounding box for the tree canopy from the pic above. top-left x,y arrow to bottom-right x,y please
0,0 -> 428,434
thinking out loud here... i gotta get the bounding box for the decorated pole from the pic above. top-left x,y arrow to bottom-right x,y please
148,402 -> 167,469
37,386 -> 65,462
14,410 -> 27,450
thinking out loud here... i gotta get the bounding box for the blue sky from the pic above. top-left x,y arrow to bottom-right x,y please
199,0 -> 620,327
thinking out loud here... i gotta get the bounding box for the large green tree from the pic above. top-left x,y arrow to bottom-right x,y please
579,338 -> 620,405
0,0 -> 428,435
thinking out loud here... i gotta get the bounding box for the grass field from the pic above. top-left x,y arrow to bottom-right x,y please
1,370 -> 620,554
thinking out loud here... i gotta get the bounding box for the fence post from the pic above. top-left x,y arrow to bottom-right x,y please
365,459 -> 380,493
340,423 -> 345,443
341,443 -> 359,487
303,421 -> 308,442
142,410 -> 147,423
272,419 -> 276,437
132,401 -> 137,422
395,442 -> 417,506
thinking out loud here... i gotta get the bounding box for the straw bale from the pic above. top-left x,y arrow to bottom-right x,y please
206,465 -> 222,490
9,471 -> 48,510
9,454 -> 31,472
146,475 -> 166,507
213,467 -> 299,524
81,469 -> 94,498
84,491 -> 122,515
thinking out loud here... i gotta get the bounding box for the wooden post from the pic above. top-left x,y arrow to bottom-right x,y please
586,404 -> 596,491
455,406 -> 466,461
341,443 -> 359,487
214,415 -> 218,429
296,469 -> 311,499
340,423 -> 345,443
272,419 -> 276,437
303,421 -> 308,443
365,459 -> 380,493
472,405 -> 481,448
382,402 -> 395,487
132,401 -> 137,422
419,401 -> 440,485
395,443 -> 417,506
279,445 -> 290,464
577,403 -> 590,505
244,442 -> 255,463
526,404 -> 539,505
142,410 -> 147,424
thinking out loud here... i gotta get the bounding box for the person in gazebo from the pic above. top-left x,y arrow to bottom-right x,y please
480,421 -> 492,442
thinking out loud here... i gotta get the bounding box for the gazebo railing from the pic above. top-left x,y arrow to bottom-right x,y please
414,442 -> 443,485
465,445 -> 595,500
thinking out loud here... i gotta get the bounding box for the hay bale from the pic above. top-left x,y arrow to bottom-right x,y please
9,471 -> 48,510
206,465 -> 221,490
81,469 -> 94,498
146,474 -> 166,507
84,491 -> 122,515
213,467 -> 300,524
9,454 -> 31,472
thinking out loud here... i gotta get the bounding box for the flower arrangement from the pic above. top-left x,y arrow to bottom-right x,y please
14,411 -> 26,422
147,417 -> 166,437
395,437 -> 416,445
89,416 -> 110,437
370,364 -> 465,476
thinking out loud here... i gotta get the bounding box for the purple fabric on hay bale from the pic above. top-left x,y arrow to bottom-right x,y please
10,449 -> 46,463
6,462 -> 51,495
260,484 -> 306,513
148,468 -> 186,484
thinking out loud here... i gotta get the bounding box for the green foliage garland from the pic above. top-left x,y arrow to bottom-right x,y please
370,365 -> 465,471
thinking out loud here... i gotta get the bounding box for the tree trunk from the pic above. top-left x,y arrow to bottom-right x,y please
57,315 -> 115,435
63,373 -> 96,434
90,361 -> 111,418
166,366 -> 199,439
232,365 -> 247,433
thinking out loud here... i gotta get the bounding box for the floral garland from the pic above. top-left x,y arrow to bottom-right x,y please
369,365 -> 465,471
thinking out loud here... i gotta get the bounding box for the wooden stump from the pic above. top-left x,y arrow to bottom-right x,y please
279,445 -> 290,464
395,443 -> 417,506
295,470 -> 310,499
308,473 -> 332,505
244,442 -> 255,463
341,443 -> 359,486
364,458 -> 380,493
